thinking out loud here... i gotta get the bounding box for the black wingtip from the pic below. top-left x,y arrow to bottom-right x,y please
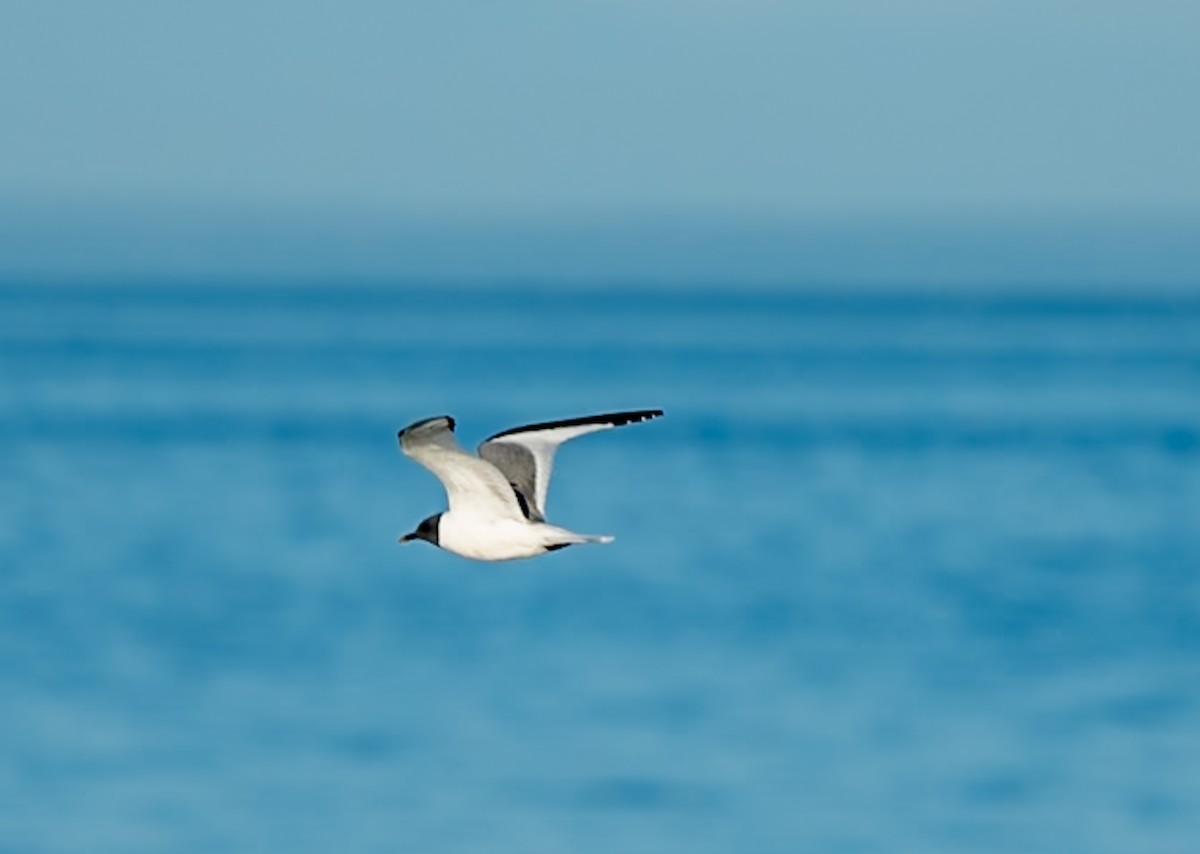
601,409 -> 664,428
486,409 -> 664,440
398,414 -> 456,439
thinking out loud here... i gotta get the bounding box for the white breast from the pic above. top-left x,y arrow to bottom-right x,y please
438,514 -> 550,561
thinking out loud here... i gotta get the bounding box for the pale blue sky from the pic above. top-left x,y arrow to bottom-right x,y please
3,0 -> 1198,217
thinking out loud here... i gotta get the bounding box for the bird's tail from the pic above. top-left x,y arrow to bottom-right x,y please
544,527 -> 615,549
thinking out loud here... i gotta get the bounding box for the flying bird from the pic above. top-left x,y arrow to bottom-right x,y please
397,409 -> 664,561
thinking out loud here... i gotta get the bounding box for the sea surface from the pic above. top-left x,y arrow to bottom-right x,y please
2,283 -> 1199,853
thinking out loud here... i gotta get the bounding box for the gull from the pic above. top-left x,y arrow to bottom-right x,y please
397,409 -> 664,561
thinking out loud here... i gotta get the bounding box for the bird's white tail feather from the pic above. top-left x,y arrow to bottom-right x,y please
549,529 -> 614,546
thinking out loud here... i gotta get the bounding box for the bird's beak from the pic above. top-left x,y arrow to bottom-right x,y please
399,532 -> 418,543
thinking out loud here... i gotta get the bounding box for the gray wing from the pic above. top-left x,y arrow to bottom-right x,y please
398,415 -> 525,522
478,409 -> 663,520
476,441 -> 544,521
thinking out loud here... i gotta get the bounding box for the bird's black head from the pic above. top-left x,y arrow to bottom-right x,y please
399,513 -> 442,547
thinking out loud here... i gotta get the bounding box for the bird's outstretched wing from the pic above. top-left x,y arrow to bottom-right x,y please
398,416 -> 524,521
478,409 -> 663,520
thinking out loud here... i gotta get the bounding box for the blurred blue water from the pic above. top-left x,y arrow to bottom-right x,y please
1,283 -> 1199,853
